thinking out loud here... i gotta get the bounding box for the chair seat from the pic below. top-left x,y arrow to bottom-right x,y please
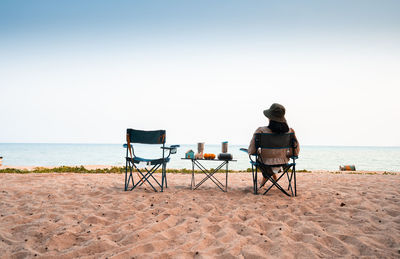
251,161 -> 295,168
127,156 -> 170,165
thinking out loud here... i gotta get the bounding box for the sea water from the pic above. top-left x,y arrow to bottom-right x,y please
0,143 -> 399,172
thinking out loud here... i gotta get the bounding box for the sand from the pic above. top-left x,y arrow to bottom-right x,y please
0,171 -> 399,258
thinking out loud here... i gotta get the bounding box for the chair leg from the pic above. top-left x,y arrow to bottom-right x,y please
286,171 -> 294,197
127,162 -> 169,192
284,165 -> 296,196
161,164 -> 165,192
251,164 -> 256,194
255,163 -> 296,197
263,173 -> 291,196
124,161 -> 128,191
144,166 -> 162,186
132,167 -> 158,192
255,165 -> 258,194
293,165 -> 297,196
125,163 -> 135,191
164,163 -> 168,188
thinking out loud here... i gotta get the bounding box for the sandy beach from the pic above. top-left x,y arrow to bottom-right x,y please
0,171 -> 399,258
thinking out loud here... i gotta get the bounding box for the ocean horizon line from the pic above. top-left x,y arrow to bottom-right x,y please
0,142 -> 399,148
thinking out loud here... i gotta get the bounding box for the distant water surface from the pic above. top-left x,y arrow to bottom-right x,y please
0,143 -> 399,172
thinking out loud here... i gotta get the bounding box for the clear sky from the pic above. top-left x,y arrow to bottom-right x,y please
1,0 -> 399,146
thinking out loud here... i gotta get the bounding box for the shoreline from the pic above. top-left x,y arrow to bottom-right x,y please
0,164 -> 399,175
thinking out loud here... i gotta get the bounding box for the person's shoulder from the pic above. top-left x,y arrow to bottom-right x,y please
254,126 -> 272,133
288,128 -> 296,134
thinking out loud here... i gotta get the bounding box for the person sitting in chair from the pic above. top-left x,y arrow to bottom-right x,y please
248,103 -> 300,188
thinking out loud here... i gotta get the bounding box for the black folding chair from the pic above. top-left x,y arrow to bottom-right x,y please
124,129 -> 179,192
240,133 -> 298,196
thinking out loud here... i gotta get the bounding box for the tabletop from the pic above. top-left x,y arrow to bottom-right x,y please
181,158 -> 237,161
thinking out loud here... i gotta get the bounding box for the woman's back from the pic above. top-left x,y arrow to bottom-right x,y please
248,126 -> 299,165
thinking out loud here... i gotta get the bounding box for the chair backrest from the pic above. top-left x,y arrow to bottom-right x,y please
127,129 -> 166,144
255,132 -> 296,150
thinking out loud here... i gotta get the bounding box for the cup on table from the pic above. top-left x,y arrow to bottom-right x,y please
222,141 -> 228,153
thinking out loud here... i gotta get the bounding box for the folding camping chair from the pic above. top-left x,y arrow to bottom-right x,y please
124,129 -> 179,192
240,132 -> 298,196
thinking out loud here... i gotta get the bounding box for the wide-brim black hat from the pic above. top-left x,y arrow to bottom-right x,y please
263,103 -> 287,123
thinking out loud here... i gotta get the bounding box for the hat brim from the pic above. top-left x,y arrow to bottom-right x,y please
263,109 -> 287,123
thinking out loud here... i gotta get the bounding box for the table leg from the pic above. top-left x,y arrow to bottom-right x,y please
193,160 -> 227,192
226,162 -> 228,192
191,160 -> 195,190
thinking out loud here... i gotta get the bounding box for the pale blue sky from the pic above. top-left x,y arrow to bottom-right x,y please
1,0 -> 400,145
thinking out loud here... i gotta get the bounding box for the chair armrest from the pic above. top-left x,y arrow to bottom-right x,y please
240,148 -> 257,156
161,145 -> 180,155
240,148 -> 257,163
165,145 -> 180,148
161,145 -> 180,150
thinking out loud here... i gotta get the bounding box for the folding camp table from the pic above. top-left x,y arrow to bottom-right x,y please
181,158 -> 236,192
